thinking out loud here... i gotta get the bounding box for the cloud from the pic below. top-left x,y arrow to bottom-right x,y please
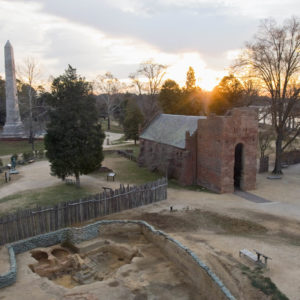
1,0 -> 298,91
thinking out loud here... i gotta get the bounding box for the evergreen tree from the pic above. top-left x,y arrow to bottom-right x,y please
159,79 -> 183,114
44,65 -> 104,186
182,67 -> 205,115
123,99 -> 144,144
186,66 -> 196,91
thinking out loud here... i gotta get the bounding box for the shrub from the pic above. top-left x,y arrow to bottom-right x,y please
38,149 -> 44,159
23,152 -> 34,161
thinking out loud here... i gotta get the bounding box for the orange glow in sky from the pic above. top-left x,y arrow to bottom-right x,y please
164,53 -> 227,91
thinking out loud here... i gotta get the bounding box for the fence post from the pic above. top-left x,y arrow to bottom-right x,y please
0,178 -> 168,245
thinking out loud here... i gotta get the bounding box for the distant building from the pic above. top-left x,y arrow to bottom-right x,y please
138,108 -> 258,193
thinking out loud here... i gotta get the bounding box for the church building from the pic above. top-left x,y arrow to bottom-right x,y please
138,108 -> 258,193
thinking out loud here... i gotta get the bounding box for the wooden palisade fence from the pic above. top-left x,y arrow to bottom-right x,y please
0,178 -> 167,245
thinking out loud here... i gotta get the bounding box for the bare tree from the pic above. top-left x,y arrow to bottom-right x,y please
18,57 -> 43,150
137,59 -> 167,96
130,59 -> 167,120
93,72 -> 123,130
129,73 -> 144,95
259,126 -> 274,159
235,17 -> 300,174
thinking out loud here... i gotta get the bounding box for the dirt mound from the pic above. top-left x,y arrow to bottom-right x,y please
123,210 -> 267,235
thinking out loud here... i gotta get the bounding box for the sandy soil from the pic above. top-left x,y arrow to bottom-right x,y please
0,228 -> 200,300
99,203 -> 300,300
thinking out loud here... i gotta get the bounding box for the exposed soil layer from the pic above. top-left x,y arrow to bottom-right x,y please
125,210 -> 268,234
11,226 -> 201,300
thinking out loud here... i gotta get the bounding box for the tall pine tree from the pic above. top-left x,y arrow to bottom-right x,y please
186,66 -> 196,91
123,99 -> 144,144
44,65 -> 104,186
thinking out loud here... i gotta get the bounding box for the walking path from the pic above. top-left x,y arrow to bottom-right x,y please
0,132 -> 126,200
0,131 -> 128,162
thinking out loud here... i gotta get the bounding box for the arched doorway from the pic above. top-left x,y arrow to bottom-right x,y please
234,143 -> 243,189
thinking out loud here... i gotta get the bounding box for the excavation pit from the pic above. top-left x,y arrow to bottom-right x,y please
29,240 -> 140,288
1,221 -> 234,299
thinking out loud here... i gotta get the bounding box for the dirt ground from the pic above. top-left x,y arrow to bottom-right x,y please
0,161 -> 300,299
0,226 -> 201,300
99,204 -> 300,300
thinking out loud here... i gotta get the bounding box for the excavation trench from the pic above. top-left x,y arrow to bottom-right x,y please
30,241 -> 140,288
25,222 -> 233,299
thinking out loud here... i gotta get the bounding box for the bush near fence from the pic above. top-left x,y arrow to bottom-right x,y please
104,149 -> 137,162
0,178 -> 167,245
116,150 -> 137,161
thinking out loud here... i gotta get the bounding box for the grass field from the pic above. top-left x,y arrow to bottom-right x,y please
101,120 -> 124,134
0,183 -> 98,215
0,140 -> 45,156
94,152 -> 161,185
105,144 -> 140,157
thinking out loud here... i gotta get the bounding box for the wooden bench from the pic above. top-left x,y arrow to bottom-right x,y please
239,248 -> 272,266
65,179 -> 75,185
239,249 -> 257,263
107,172 -> 116,181
253,249 -> 272,266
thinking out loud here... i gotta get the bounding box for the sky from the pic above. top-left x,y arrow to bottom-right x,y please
0,0 -> 299,91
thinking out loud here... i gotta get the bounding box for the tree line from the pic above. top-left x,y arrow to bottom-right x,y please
0,16 -> 299,177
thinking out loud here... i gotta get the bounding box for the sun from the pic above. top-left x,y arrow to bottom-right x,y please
164,52 -> 226,91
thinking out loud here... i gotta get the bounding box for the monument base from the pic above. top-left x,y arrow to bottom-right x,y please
9,170 -> 19,174
1,122 -> 26,138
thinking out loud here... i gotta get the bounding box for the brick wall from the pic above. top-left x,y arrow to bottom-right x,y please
138,134 -> 197,185
139,108 -> 258,193
197,108 -> 258,193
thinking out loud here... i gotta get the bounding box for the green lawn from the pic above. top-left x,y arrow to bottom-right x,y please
0,183 -> 97,214
101,120 -> 124,134
94,152 -> 161,185
0,140 -> 45,156
105,143 -> 140,157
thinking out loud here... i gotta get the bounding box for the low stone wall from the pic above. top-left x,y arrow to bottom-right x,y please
141,226 -> 233,300
0,220 -> 235,299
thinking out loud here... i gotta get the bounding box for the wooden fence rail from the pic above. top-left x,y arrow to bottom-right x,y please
0,178 -> 167,245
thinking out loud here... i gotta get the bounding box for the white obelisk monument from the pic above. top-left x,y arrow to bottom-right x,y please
2,41 -> 25,137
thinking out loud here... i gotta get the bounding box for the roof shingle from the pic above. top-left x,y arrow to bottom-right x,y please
140,114 -> 206,149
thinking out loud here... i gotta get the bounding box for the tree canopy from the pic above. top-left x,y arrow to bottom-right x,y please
159,67 -> 205,116
159,79 -> 182,114
209,74 -> 244,115
236,16 -> 300,174
93,72 -> 122,130
186,66 -> 196,91
44,65 -> 105,186
123,99 -> 144,144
